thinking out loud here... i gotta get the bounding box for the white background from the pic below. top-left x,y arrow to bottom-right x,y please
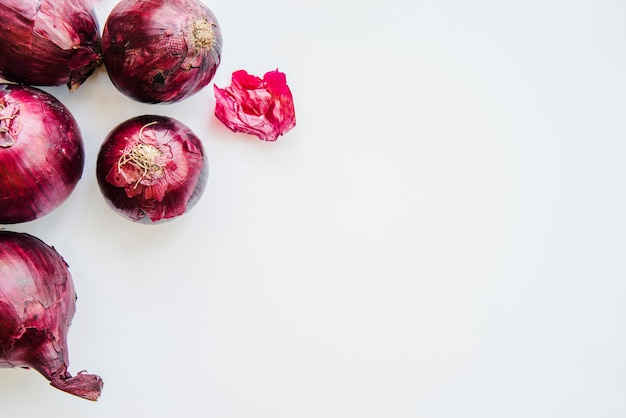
1,0 -> 626,416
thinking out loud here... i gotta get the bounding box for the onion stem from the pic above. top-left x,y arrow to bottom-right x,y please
138,120 -> 159,142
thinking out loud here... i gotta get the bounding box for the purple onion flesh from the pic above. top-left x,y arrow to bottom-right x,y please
0,84 -> 85,224
102,0 -> 222,103
96,115 -> 208,223
0,231 -> 103,401
0,0 -> 102,91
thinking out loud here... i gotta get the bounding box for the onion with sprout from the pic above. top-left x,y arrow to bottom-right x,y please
96,115 -> 208,223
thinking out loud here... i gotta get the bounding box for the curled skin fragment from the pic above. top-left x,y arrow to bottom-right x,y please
213,69 -> 296,142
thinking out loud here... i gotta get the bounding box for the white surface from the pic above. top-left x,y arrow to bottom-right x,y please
2,0 -> 626,416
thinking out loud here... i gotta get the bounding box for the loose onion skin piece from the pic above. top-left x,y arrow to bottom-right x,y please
0,84 -> 85,224
0,0 -> 102,91
214,69 -> 296,141
102,0 -> 222,103
96,115 -> 208,223
0,231 -> 103,401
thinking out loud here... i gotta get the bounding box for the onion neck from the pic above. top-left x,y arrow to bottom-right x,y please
9,327 -> 102,401
67,47 -> 103,92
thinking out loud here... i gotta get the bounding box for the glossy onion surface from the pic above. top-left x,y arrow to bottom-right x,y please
0,231 -> 103,401
102,0 -> 222,103
0,0 -> 102,91
96,115 -> 208,223
0,84 -> 85,224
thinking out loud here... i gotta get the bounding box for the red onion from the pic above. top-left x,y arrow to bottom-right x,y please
0,84 -> 85,224
102,0 -> 222,103
0,231 -> 103,401
96,115 -> 208,223
214,69 -> 296,141
0,0 -> 102,91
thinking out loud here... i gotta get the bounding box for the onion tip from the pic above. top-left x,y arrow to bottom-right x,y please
50,371 -> 104,401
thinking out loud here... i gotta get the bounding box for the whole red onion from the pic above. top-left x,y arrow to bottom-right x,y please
102,0 -> 222,103
0,231 -> 103,401
96,115 -> 208,223
0,84 -> 85,224
0,0 -> 102,91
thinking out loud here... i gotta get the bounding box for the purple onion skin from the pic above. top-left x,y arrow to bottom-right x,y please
0,231 -> 103,401
96,115 -> 208,223
0,0 -> 102,91
0,84 -> 85,224
102,0 -> 222,104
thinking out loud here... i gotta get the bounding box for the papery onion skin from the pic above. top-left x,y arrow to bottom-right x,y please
0,231 -> 103,401
102,0 -> 222,104
0,84 -> 85,224
214,69 -> 296,141
96,115 -> 208,223
0,0 -> 102,91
